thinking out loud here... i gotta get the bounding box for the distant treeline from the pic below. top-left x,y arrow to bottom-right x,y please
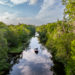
36,0 -> 75,75
0,22 -> 35,74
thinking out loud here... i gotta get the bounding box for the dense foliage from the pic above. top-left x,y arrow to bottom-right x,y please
0,22 -> 35,74
37,20 -> 75,75
62,0 -> 75,21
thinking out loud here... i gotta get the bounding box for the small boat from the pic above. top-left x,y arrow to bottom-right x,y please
34,48 -> 38,54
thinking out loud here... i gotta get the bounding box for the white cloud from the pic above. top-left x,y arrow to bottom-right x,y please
0,12 -> 48,25
10,0 -> 28,5
0,12 -> 16,19
41,0 -> 55,10
36,0 -> 55,19
0,0 -> 64,25
16,0 -> 64,25
0,0 -> 37,6
35,0 -> 64,25
29,0 -> 37,5
10,0 -> 37,5
0,1 -> 5,5
0,12 -> 38,25
0,12 -> 17,24
0,0 -> 37,7
0,0 -> 8,5
0,0 -> 13,7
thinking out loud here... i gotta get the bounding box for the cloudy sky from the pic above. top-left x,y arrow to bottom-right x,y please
0,0 -> 65,25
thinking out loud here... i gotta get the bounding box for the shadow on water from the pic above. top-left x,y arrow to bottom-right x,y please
52,61 -> 65,75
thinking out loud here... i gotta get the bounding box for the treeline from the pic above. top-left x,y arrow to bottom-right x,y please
0,22 -> 35,74
36,0 -> 75,75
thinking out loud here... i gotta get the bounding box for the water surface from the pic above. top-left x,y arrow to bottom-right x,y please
9,34 -> 54,75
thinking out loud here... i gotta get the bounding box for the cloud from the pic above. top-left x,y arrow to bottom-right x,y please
35,0 -> 64,24
10,0 -> 37,5
29,0 -> 37,5
0,12 -> 17,24
0,0 -> 38,6
36,0 -> 56,19
17,0 -> 64,25
0,12 -> 49,25
0,12 -> 16,19
10,0 -> 28,5
0,12 -> 38,25
0,0 -> 13,7
0,0 -> 8,5
0,1 -> 5,5
0,0 -> 64,25
41,0 -> 55,10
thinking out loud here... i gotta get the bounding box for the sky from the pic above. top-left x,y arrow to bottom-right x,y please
0,0 -> 65,25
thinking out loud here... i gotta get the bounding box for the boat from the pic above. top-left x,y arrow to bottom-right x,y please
34,48 -> 38,54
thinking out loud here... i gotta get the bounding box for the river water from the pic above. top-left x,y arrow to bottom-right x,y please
9,33 -> 54,75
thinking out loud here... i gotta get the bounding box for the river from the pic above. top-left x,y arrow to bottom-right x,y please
8,33 -> 54,75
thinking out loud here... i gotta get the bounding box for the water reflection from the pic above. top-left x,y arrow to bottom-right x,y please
9,36 -> 54,75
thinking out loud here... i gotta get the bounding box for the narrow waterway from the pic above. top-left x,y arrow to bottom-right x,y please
9,33 -> 54,75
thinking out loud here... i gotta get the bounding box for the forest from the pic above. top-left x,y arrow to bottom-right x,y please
0,22 -> 35,74
36,0 -> 75,75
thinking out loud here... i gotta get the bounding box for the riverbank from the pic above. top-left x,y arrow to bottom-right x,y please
0,37 -> 34,75
0,22 -> 35,75
36,21 -> 75,75
0,36 -> 35,75
51,54 -> 65,75
38,38 -> 66,75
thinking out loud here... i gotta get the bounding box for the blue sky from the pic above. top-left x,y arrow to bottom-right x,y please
0,0 -> 65,25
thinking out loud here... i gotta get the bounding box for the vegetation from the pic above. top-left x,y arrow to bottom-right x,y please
36,0 -> 75,75
0,22 -> 35,74
37,21 -> 75,75
0,0 -> 75,75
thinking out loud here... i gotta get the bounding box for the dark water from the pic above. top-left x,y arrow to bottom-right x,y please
8,33 -> 54,75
